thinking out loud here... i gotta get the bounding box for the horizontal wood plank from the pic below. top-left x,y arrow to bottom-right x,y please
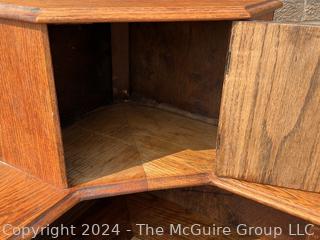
0,0 -> 282,23
211,175 -> 320,226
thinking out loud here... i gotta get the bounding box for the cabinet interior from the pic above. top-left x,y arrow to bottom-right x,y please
35,186 -> 309,240
48,22 -> 231,188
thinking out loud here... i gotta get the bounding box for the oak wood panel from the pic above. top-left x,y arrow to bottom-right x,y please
0,162 -> 79,240
217,21 -> 320,192
62,102 -> 320,225
130,21 -> 231,119
0,0 -> 282,23
0,19 -> 67,187
210,175 -> 320,226
125,104 -> 216,190
63,102 -> 216,195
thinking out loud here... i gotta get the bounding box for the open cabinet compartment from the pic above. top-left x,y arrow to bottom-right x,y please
35,186 -> 313,240
48,21 -> 231,191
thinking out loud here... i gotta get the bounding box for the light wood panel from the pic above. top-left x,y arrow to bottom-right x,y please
0,0 -> 282,23
0,0 -> 281,23
63,102 -> 216,197
62,102 -> 320,225
0,19 -> 67,187
0,162 -> 78,240
217,21 -> 320,192
210,175 -> 320,226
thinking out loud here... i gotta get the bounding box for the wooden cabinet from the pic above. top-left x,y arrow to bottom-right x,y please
1,0 -> 320,239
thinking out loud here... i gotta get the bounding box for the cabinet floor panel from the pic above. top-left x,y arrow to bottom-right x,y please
62,102 -> 320,225
64,102 -> 216,195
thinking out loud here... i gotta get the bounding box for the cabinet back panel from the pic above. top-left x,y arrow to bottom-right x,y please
48,24 -> 113,127
130,22 -> 231,119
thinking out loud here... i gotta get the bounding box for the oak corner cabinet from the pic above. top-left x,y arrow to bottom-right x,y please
0,0 -> 320,239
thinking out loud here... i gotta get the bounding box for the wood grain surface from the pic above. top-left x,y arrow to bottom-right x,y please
61,102 -> 320,225
127,193 -> 256,240
211,175 -> 320,226
36,197 -> 132,240
153,186 -> 311,240
217,21 -> 320,192
0,0 -> 282,23
35,189 -> 318,240
130,21 -> 231,119
0,19 -> 67,187
0,162 -> 78,240
63,102 -> 216,195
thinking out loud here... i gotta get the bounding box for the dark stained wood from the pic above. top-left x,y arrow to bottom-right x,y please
127,193 -> 255,240
111,23 -> 129,100
130,21 -> 232,119
36,197 -> 132,240
35,189 -> 319,240
0,162 -> 79,240
49,24 -> 113,127
217,21 -> 320,192
0,0 -> 282,23
153,186 -> 311,240
252,11 -> 274,20
307,226 -> 320,240
0,19 -> 67,187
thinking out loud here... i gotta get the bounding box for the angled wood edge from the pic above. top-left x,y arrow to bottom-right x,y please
72,173 -> 211,201
0,3 -> 39,23
209,174 -> 320,226
0,162 -> 79,240
15,194 -> 80,240
2,165 -> 320,240
74,179 -> 148,201
245,0 -> 282,18
0,0 -> 282,23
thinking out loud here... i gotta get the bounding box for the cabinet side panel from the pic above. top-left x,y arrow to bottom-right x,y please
0,20 -> 67,188
217,21 -> 320,192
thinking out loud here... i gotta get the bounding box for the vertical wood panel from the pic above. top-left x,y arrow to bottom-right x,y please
111,23 -> 129,100
217,21 -> 320,192
49,24 -> 113,127
130,22 -> 231,119
0,19 -> 67,188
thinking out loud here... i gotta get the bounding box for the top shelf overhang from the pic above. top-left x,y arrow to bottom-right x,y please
0,0 -> 282,24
